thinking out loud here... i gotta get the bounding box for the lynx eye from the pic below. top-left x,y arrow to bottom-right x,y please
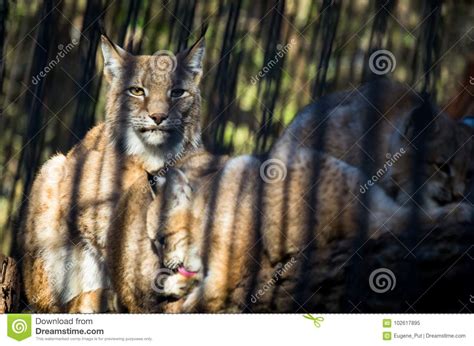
466,171 -> 473,184
433,162 -> 450,175
158,235 -> 166,246
128,86 -> 145,97
169,89 -> 188,98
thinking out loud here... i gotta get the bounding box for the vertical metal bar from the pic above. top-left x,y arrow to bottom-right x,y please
69,0 -> 105,145
311,0 -> 341,98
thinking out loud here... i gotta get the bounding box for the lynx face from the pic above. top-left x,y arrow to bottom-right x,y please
101,36 -> 204,170
390,113 -> 473,207
279,80 -> 473,209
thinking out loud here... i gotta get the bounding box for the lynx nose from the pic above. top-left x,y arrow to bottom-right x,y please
149,112 -> 168,125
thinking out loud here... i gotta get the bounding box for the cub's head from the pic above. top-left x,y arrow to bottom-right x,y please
390,105 -> 473,208
100,34 -> 205,171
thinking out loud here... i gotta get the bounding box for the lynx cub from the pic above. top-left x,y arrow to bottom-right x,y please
19,34 -> 206,312
142,146 -> 471,312
146,169 -> 201,298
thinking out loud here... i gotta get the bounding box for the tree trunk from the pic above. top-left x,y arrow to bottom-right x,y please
0,254 -> 20,313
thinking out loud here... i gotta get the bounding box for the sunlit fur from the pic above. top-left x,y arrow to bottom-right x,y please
19,35 -> 205,312
109,80 -> 474,313
112,145 -> 473,313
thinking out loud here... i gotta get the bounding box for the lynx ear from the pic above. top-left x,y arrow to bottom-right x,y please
402,98 -> 439,139
178,36 -> 205,84
100,35 -> 130,81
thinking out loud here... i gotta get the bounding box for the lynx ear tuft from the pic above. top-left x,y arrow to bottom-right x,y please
178,35 -> 205,84
100,35 -> 130,81
185,37 -> 205,73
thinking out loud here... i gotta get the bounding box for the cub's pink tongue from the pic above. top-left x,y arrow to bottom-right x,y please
178,266 -> 196,278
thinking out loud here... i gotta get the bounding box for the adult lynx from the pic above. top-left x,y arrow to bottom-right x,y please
19,34 -> 206,312
277,79 -> 473,208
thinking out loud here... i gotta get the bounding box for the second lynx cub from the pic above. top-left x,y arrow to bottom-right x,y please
146,169 -> 202,298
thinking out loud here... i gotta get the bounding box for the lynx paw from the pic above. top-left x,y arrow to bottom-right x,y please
163,274 -> 189,298
182,287 -> 201,312
428,202 -> 474,225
